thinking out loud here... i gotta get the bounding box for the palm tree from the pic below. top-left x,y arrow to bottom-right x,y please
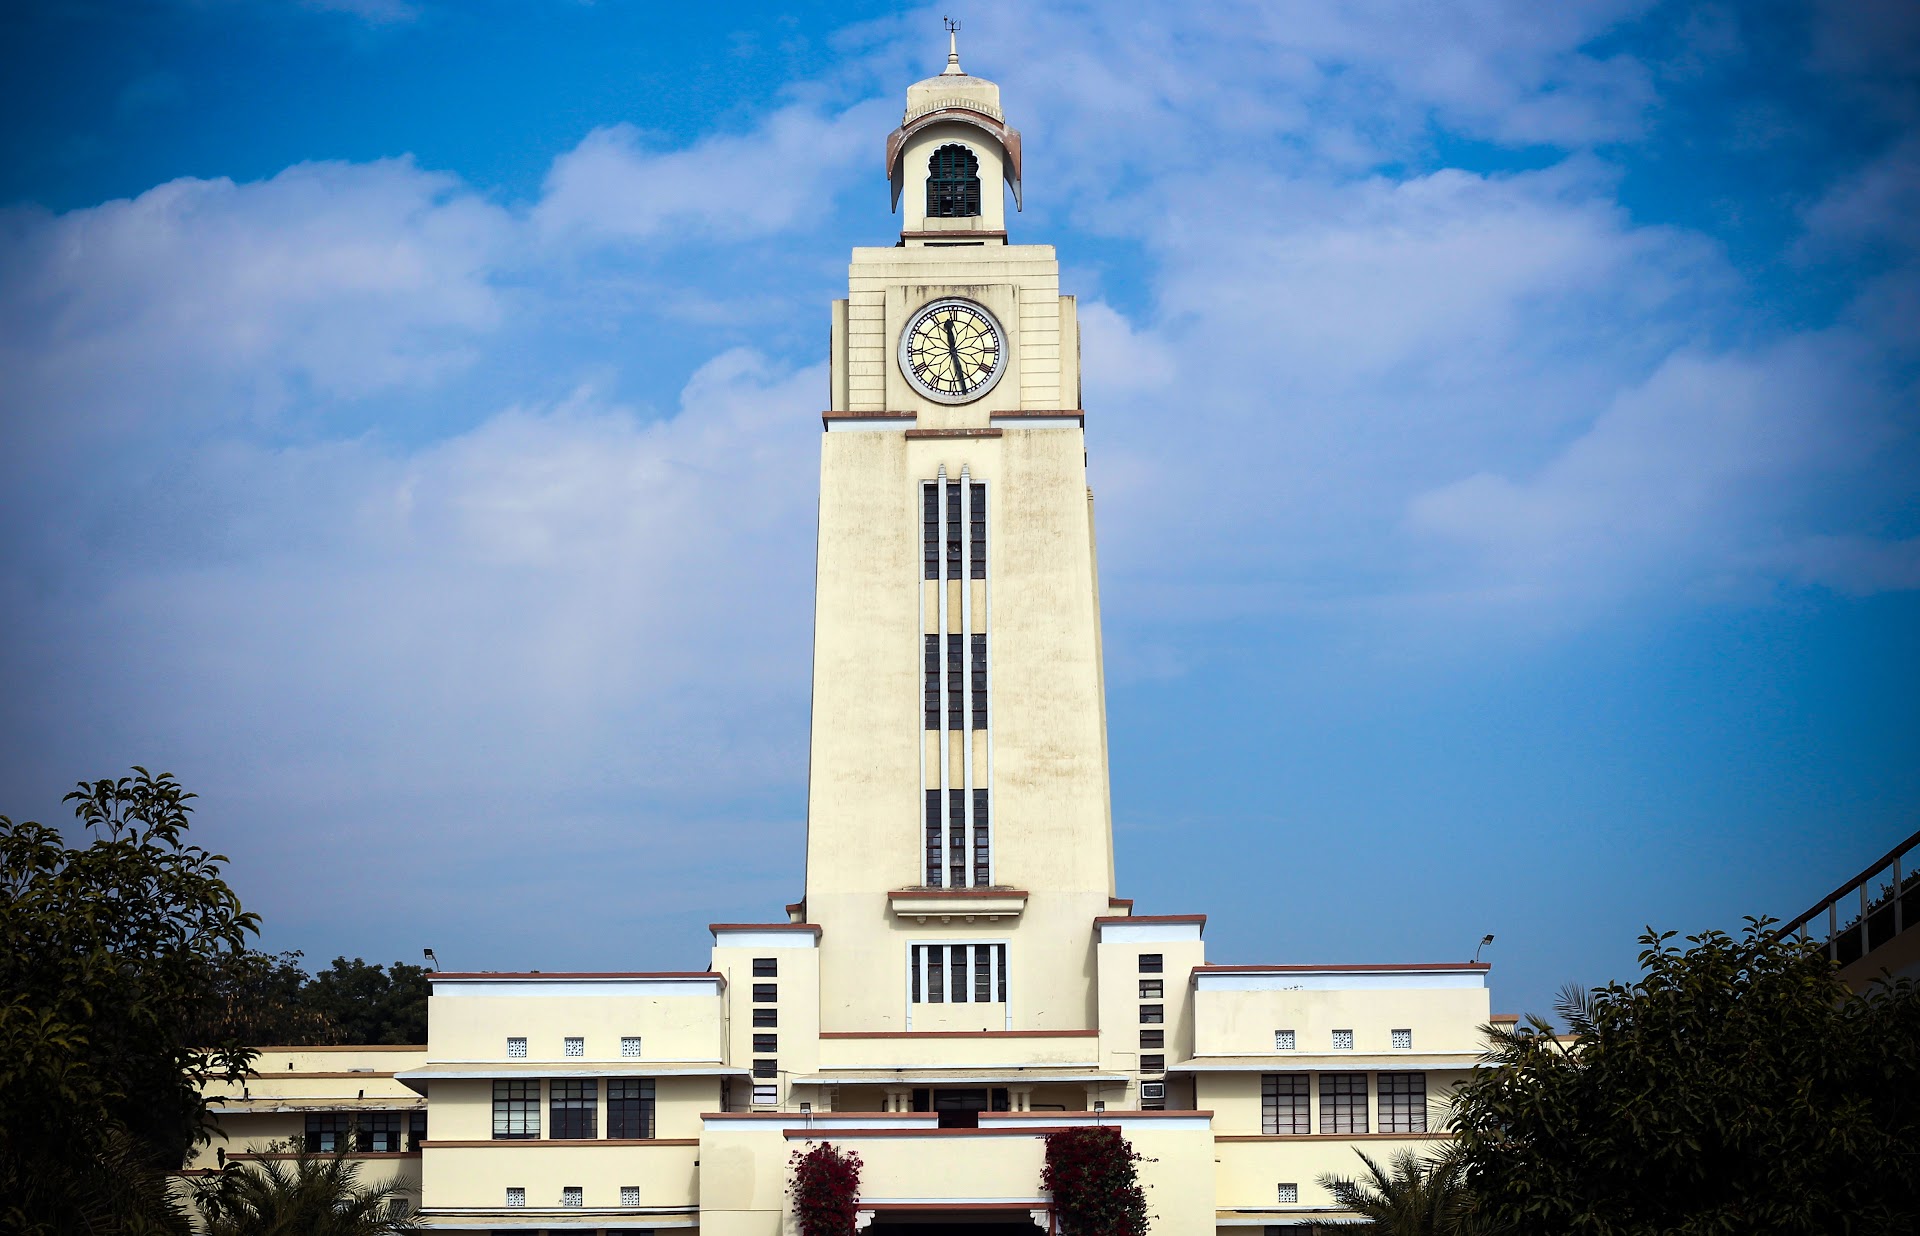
1318,1147 -> 1485,1235
193,1144 -> 419,1236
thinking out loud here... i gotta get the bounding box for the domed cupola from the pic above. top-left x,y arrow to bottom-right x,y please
886,21 -> 1023,245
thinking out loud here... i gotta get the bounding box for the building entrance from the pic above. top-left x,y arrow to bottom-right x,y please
867,1218 -> 1045,1236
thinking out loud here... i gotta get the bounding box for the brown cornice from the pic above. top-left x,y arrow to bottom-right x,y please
710,922 -> 823,935
818,1028 -> 1097,1039
822,411 -> 915,420
905,428 -> 1002,440
1094,914 -> 1206,926
237,1044 -> 422,1053
229,1150 -> 420,1160
899,229 -> 1009,240
889,888 -> 1029,900
991,409 -> 1084,417
1215,1132 -> 1451,1142
432,970 -> 721,979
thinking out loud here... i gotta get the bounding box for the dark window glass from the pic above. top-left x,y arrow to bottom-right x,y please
1140,953 -> 1164,974
1139,980 -> 1163,998
996,942 -> 1007,1001
1141,1054 -> 1165,1073
1262,1074 -> 1309,1135
609,1079 -> 655,1139
1319,1073 -> 1369,1134
945,481 -> 963,576
1139,1029 -> 1164,1049
752,1008 -> 777,1027
752,958 -> 777,978
948,787 -> 966,888
356,1111 -> 403,1152
923,483 -> 940,580
924,634 -> 940,730
970,634 -> 988,729
752,983 -> 777,1003
969,483 -> 986,578
925,789 -> 943,887
304,1112 -> 351,1152
972,789 -> 990,887
946,634 -> 964,727
753,1058 -> 778,1079
492,1080 -> 540,1139
926,143 -> 982,218
914,943 -> 1004,1003
1379,1072 -> 1427,1133
928,945 -> 945,1003
1140,1004 -> 1164,1024
973,943 -> 992,1002
550,1079 -> 597,1139
407,1109 -> 427,1151
753,1033 -> 778,1053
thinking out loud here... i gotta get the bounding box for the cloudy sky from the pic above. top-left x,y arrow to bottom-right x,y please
2,0 -> 1914,1018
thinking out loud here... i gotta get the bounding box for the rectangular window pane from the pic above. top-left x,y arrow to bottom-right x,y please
923,483 -> 939,580
1139,1004 -> 1164,1024
946,634 -> 964,727
550,1079 -> 597,1139
407,1110 -> 427,1151
492,1080 -> 539,1139
974,943 -> 992,1003
996,944 -> 1007,1001
304,1112 -> 351,1153
972,788 -> 990,886
753,1008 -> 777,1027
1319,1073 -> 1368,1134
1139,1029 -> 1164,1049
1261,1074 -> 1309,1135
1141,1054 -> 1165,1073
753,984 -> 777,1003
949,941 -> 968,1003
753,1058 -> 777,1079
753,1033 -> 778,1053
753,958 -> 778,978
1379,1072 -> 1427,1133
925,788 -> 943,887
969,482 -> 986,579
1139,980 -> 1163,999
970,634 -> 988,729
948,787 -> 965,889
608,1079 -> 655,1139
924,634 -> 940,731
1139,953 -> 1163,974
945,481 -> 962,578
752,1084 -> 777,1105
356,1111 -> 403,1152
927,945 -> 944,1003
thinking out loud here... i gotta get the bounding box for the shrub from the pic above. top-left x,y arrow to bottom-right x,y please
1042,1125 -> 1149,1236
788,1141 -> 863,1236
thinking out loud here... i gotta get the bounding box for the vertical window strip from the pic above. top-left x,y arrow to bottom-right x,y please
972,789 -> 990,886
948,788 -> 966,888
924,635 -> 940,730
970,634 -> 988,729
945,481 -> 962,578
996,943 -> 1007,1001
924,789 -> 943,887
927,945 -> 945,1003
923,483 -> 939,580
969,482 -> 986,578
946,635 -> 964,727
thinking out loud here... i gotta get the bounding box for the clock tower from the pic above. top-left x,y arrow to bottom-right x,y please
802,36 -> 1112,1034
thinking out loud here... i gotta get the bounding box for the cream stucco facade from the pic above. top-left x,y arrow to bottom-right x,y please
190,43 -> 1502,1235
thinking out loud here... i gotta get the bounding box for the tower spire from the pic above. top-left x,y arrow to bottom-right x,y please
942,16 -> 964,75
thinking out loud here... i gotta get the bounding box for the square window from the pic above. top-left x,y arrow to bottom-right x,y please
1274,1029 -> 1296,1051
1141,1054 -> 1165,1073
608,1079 -> 655,1139
622,1035 -> 643,1058
1392,1028 -> 1413,1050
754,1058 -> 778,1079
752,1084 -> 778,1105
1332,1029 -> 1354,1051
753,1033 -> 778,1053
1139,1029 -> 1164,1049
1139,953 -> 1164,974
1139,1004 -> 1164,1024
1139,979 -> 1163,999
1277,1183 -> 1299,1204
1261,1074 -> 1309,1135
753,983 -> 777,1003
621,1185 -> 641,1207
505,1187 -> 525,1209
564,1036 -> 584,1058
752,1008 -> 778,1027
561,1186 -> 583,1208
506,1036 -> 527,1059
753,957 -> 778,978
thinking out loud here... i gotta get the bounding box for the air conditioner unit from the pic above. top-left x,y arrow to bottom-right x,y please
1140,1082 -> 1166,1101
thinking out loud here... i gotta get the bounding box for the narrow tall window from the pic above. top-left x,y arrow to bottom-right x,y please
946,634 -> 964,726
550,1079 -> 597,1139
948,787 -> 966,889
608,1079 -> 655,1139
970,634 -> 988,728
923,484 -> 940,580
925,789 -> 943,887
972,788 -> 991,886
1262,1074 -> 1309,1135
912,943 -> 1006,1003
945,481 -> 963,578
407,1110 -> 427,1151
927,143 -> 982,218
969,483 -> 986,577
924,635 -> 940,730
492,1081 -> 540,1139
1379,1072 -> 1427,1133
1319,1073 -> 1368,1134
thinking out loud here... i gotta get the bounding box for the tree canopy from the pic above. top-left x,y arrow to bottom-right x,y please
195,950 -> 429,1047
1449,919 -> 1920,1236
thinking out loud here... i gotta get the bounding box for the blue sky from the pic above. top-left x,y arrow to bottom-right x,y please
1,0 -> 1914,1020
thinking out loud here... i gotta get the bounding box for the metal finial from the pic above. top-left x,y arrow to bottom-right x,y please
942,16 -> 964,75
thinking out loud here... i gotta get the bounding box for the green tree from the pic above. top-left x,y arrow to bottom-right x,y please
303,956 -> 430,1045
1318,1148 -> 1481,1235
0,769 -> 259,1235
190,948 -> 342,1047
1449,919 -> 1920,1236
193,1144 -> 419,1235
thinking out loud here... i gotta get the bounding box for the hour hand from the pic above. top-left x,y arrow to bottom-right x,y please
942,318 -> 965,382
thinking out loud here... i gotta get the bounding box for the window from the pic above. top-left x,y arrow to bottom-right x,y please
753,957 -> 778,978
1332,1029 -> 1354,1051
972,789 -> 991,886
407,1109 -> 427,1151
911,943 -> 1006,1003
506,1036 -> 527,1059
1139,1029 -> 1164,1049
304,1112 -> 350,1153
754,1059 -> 778,1079
969,483 -> 987,578
1139,980 -> 1163,999
946,635 -> 964,728
948,786 -> 965,888
1140,1004 -> 1164,1024
970,634 -> 988,729
621,1185 -> 641,1206
564,1036 -> 584,1058
752,1084 -> 778,1105
753,1033 -> 778,1053
924,788 -> 943,886
1319,1073 -> 1368,1134
561,1186 -> 583,1208
926,143 -> 982,218
1141,1054 -> 1165,1073
1274,1029 -> 1296,1051
924,635 -> 940,731
356,1111 -> 403,1152
753,1008 -> 777,1027
505,1187 -> 525,1208
492,1080 -> 540,1139
1261,1074 -> 1309,1135
923,484 -> 940,581
386,1199 -> 409,1220
550,1079 -> 597,1139
622,1035 -> 643,1058
1139,953 -> 1163,973
1379,1072 -> 1427,1133
753,983 -> 777,1003
1392,1028 -> 1413,1051
609,1079 -> 656,1139
1277,1183 -> 1299,1204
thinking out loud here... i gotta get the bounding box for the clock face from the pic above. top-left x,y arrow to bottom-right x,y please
899,298 -> 1006,404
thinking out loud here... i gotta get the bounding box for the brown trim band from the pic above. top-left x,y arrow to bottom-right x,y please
230,1151 -> 421,1160
249,1071 -> 398,1080
232,1044 -> 422,1053
905,428 -> 1002,440
432,971 -> 721,979
890,888 -> 1029,900
710,923 -> 823,935
1095,914 -> 1206,925
991,409 -> 1084,418
1215,1133 -> 1452,1143
419,1138 -> 698,1148
818,1029 -> 1098,1039
899,229 -> 1010,240
1193,963 -> 1490,973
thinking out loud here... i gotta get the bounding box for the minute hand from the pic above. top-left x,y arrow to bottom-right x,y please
942,319 -> 966,388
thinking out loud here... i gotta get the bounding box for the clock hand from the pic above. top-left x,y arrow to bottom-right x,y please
942,318 -> 965,385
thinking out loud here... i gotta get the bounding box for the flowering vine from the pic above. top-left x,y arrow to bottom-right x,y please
788,1140 -> 863,1236
1042,1125 -> 1151,1235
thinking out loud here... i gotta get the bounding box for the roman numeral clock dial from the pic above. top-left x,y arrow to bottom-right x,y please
899,298 -> 1007,403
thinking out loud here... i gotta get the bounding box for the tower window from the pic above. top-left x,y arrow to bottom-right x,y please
911,943 -> 1006,1003
924,634 -> 940,730
1139,953 -> 1164,974
923,484 -> 940,579
972,788 -> 991,886
927,143 -> 982,218
969,484 -> 986,577
948,787 -> 966,889
970,634 -> 988,729
946,634 -> 964,726
753,958 -> 778,978
925,789 -> 943,887
945,481 -> 963,577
